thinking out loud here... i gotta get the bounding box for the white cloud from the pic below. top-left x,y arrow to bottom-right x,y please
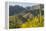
9,2 -> 39,7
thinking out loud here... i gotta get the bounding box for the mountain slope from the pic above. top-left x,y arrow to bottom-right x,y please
9,5 -> 26,16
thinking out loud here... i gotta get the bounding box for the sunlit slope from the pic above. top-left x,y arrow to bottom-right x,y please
21,16 -> 44,28
9,16 -> 44,28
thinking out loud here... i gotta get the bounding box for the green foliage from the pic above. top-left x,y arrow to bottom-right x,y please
9,16 -> 44,28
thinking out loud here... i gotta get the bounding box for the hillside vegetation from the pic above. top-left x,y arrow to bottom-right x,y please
9,15 -> 44,28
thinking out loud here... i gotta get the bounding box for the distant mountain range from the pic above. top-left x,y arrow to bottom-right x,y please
9,5 -> 26,16
9,5 -> 38,16
9,4 -> 44,16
